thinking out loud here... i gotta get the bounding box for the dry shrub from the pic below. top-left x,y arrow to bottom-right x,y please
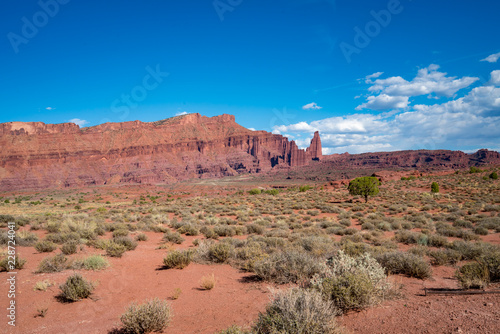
200,273 -> 216,290
120,298 -> 172,334
253,288 -> 342,334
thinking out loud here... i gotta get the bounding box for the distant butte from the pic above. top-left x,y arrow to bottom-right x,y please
0,113 -> 320,191
0,113 -> 499,191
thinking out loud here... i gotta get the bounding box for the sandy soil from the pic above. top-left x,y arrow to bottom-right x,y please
2,231 -> 269,334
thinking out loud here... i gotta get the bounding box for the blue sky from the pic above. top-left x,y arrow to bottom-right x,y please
1,0 -> 499,153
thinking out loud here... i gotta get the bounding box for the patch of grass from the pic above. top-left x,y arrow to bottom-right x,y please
73,255 -> 110,271
120,298 -> 172,334
59,273 -> 94,302
35,240 -> 57,253
170,288 -> 182,300
33,280 -> 54,291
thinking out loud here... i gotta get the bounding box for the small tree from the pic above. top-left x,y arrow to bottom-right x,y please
431,182 -> 439,193
348,177 -> 380,203
490,172 -> 498,180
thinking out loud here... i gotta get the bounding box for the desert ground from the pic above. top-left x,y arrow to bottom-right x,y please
1,167 -> 499,334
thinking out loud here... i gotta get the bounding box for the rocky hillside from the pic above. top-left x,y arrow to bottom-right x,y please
0,114 -> 322,191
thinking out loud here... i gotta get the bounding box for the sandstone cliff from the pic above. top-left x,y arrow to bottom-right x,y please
0,114 -> 320,191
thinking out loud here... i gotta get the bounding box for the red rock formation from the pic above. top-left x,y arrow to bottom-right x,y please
306,131 -> 322,161
0,114 -> 320,191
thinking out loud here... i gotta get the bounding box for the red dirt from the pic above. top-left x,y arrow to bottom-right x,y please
3,232 -> 269,334
341,270 -> 500,334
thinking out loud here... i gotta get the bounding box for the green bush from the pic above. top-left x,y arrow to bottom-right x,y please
299,185 -> 312,192
456,262 -> 489,289
376,251 -> 431,279
248,189 -> 262,195
120,298 -> 172,334
431,182 -> 439,193
34,240 -> 58,253
489,171 -> 498,180
253,288 -> 342,334
59,273 -> 94,302
36,254 -> 69,273
163,249 -> 193,269
254,250 -> 323,284
348,177 -> 380,203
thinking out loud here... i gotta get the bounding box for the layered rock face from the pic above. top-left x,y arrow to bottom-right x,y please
0,114 -> 321,191
324,149 -> 500,169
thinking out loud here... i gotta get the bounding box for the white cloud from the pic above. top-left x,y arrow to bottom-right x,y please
367,65 -> 478,98
175,111 -> 189,116
364,72 -> 384,83
481,52 -> 500,63
490,70 -> 500,86
46,107 -> 56,110
302,102 -> 322,110
248,127 -> 256,131
274,65 -> 500,154
69,118 -> 89,127
356,94 -> 409,111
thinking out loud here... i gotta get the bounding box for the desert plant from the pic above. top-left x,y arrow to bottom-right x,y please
162,231 -> 185,244
376,251 -> 431,279
254,250 -> 323,284
73,255 -> 110,271
105,241 -> 127,258
456,262 -> 489,289
200,273 -> 216,290
34,240 -> 58,253
311,251 -> 391,312
163,249 -> 193,269
170,288 -> 182,300
208,242 -> 233,263
120,298 -> 172,334
59,273 -> 94,302
61,240 -> 79,255
431,182 -> 439,193
348,177 -> 380,203
489,171 -> 498,180
33,280 -> 54,291
0,255 -> 27,271
114,236 -> 138,251
36,254 -> 69,273
135,233 -> 148,241
253,288 -> 342,334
